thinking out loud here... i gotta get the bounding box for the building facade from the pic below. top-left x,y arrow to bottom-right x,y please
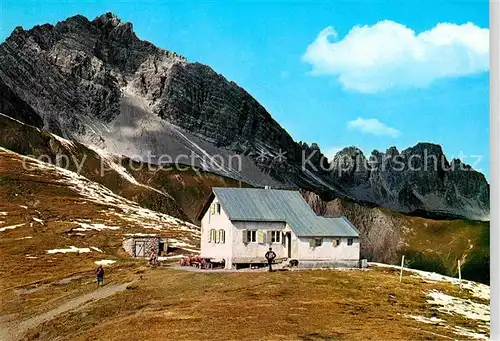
199,187 -> 360,269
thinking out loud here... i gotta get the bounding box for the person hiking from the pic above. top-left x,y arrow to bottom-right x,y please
149,250 -> 158,266
95,265 -> 104,287
265,247 -> 276,272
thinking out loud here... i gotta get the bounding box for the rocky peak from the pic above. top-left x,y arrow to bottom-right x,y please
401,142 -> 445,159
386,146 -> 399,156
92,12 -> 123,28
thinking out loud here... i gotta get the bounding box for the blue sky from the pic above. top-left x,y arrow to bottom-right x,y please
0,0 -> 490,179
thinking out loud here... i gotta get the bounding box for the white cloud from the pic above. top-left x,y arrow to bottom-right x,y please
347,118 -> 401,138
302,20 -> 489,92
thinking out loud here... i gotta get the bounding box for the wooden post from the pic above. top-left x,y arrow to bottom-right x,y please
399,255 -> 405,283
458,259 -> 462,289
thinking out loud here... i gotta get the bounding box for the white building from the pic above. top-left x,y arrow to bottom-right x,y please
198,187 -> 360,269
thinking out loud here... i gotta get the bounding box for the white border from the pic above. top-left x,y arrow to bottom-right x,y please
490,1 -> 499,340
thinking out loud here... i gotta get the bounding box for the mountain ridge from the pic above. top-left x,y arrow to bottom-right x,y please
0,12 -> 490,220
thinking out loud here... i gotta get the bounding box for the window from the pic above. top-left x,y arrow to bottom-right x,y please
209,229 -> 217,243
210,202 -> 221,215
347,238 -> 353,246
218,229 -> 225,244
246,230 -> 257,243
333,238 -> 340,247
270,231 -> 281,243
309,238 -> 323,248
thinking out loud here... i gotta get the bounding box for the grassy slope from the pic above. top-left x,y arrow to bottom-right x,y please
328,198 -> 490,284
395,213 -> 490,284
14,264 -> 488,341
0,114 -> 187,220
0,148 -> 199,317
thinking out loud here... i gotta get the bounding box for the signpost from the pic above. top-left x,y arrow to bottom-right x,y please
399,255 -> 405,283
458,259 -> 462,289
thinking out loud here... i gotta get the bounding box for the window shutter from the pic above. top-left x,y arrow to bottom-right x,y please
215,230 -> 219,243
242,230 -> 248,243
257,230 -> 265,244
216,203 -> 221,214
309,238 -> 315,248
210,203 -> 215,215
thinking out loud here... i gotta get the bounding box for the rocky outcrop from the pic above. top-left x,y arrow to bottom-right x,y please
329,144 -> 490,220
0,12 -> 489,220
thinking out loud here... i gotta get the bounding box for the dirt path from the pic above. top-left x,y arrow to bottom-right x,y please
0,282 -> 133,341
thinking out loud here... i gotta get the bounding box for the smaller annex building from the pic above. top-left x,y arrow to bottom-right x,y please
197,187 -> 360,269
122,234 -> 168,258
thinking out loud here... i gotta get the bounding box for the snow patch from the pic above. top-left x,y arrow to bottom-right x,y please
123,233 -> 158,237
94,259 -> 116,266
405,314 -> 444,324
452,326 -> 489,340
90,246 -> 104,253
74,222 -> 120,231
0,223 -> 26,232
33,217 -> 44,225
0,212 -> 7,216
17,236 -> 33,240
46,246 -> 92,254
0,113 -> 41,131
84,143 -> 174,199
368,262 -> 490,300
426,290 -> 490,322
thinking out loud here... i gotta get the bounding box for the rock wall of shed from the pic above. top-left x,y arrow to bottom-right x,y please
123,238 -> 135,257
122,237 -> 164,257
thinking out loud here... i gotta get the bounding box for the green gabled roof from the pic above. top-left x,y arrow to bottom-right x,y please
212,187 -> 359,237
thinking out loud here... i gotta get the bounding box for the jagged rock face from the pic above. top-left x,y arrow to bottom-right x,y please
330,143 -> 490,220
0,12 -> 490,220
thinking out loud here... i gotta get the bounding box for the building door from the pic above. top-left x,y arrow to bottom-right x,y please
135,241 -> 146,257
286,232 -> 292,258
